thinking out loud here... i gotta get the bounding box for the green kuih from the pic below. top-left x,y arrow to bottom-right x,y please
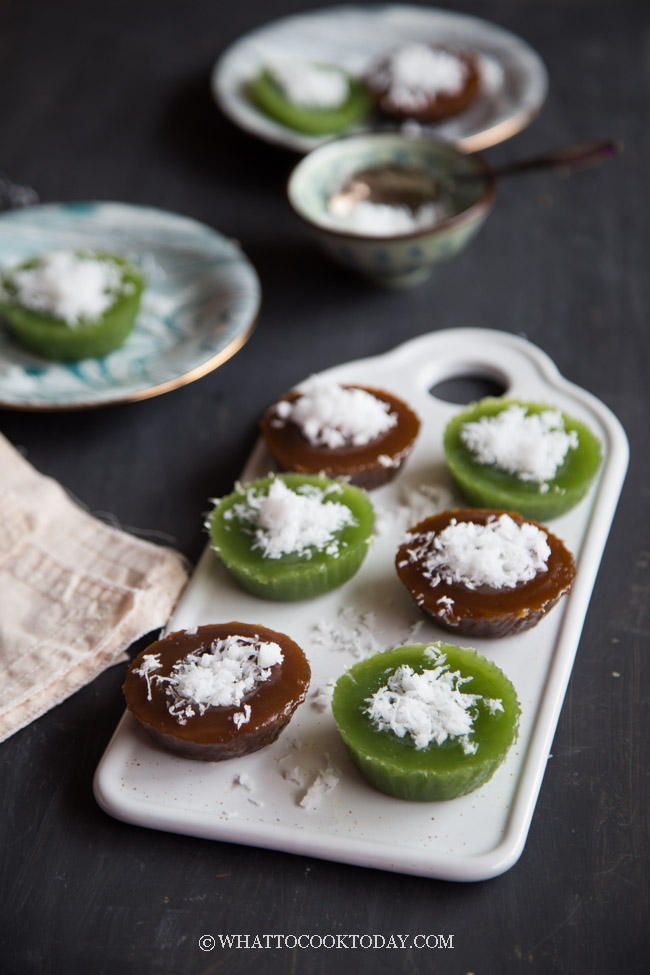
207,472 -> 374,600
332,643 -> 520,802
443,397 -> 602,521
249,66 -> 370,135
0,252 -> 145,361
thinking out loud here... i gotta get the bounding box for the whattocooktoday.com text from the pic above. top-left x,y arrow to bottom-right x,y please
198,933 -> 455,951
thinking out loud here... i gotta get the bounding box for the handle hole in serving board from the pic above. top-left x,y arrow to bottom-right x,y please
429,371 -> 508,405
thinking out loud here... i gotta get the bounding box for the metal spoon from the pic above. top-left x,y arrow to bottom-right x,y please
464,137 -> 621,180
328,139 -> 621,215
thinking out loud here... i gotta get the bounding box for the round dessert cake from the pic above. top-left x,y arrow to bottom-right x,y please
207,472 -> 375,600
364,42 -> 481,123
260,382 -> 421,489
0,249 -> 145,360
123,622 -> 311,761
332,642 -> 520,801
396,508 -> 576,638
249,61 -> 370,135
443,397 -> 602,521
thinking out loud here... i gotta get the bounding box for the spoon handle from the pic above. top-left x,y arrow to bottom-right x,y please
486,139 -> 622,179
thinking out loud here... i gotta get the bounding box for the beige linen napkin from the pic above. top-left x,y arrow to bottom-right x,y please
0,432 -> 189,742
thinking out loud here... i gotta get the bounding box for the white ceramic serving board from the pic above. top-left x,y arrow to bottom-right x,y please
94,328 -> 628,882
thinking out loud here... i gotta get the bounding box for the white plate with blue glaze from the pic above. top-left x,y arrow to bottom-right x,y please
212,4 -> 548,154
0,202 -> 261,411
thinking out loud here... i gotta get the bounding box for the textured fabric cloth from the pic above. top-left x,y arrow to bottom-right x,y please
0,432 -> 189,742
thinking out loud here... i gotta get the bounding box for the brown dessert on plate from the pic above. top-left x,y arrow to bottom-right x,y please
123,622 -> 311,761
259,381 -> 420,489
365,42 -> 481,123
396,508 -> 576,638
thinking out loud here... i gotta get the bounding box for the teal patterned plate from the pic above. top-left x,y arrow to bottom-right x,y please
0,202 -> 261,410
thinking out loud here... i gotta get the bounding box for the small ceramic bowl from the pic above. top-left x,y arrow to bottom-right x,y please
287,131 -> 496,287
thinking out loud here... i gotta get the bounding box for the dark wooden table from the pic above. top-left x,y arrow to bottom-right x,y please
1,1 -> 647,972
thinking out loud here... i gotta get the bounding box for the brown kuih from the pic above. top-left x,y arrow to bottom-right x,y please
365,44 -> 481,123
123,622 -> 310,761
396,509 -> 576,638
260,384 -> 420,489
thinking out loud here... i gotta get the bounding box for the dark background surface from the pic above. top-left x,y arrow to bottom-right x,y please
0,1 -> 648,972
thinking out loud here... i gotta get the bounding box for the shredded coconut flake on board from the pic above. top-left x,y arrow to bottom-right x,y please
299,762 -> 341,810
405,513 -> 550,590
135,634 -> 283,726
312,605 -> 425,660
8,250 -> 129,326
281,765 -> 307,787
460,404 -> 579,486
366,650 -> 479,753
374,43 -> 469,112
374,481 -> 455,538
233,772 -> 255,791
226,478 -> 356,559
311,678 -> 337,711
312,607 -> 384,659
275,382 -> 398,448
268,61 -> 349,108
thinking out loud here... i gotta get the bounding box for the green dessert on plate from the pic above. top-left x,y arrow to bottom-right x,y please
443,398 -> 602,520
0,249 -> 145,360
332,642 -> 520,802
249,61 -> 370,135
207,472 -> 374,600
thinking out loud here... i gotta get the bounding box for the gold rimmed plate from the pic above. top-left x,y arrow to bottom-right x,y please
0,202 -> 261,411
212,4 -> 549,154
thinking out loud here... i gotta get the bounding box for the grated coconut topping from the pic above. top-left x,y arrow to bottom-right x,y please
133,634 -> 284,726
365,648 -> 488,753
404,513 -> 550,590
460,404 -> 579,487
268,61 -> 349,109
373,43 -> 469,112
7,250 -> 129,327
132,653 -> 162,701
275,382 -> 398,448
225,477 -> 357,559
